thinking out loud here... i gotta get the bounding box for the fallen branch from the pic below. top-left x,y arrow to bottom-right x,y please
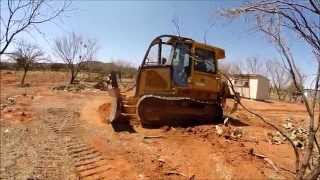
165,171 -> 187,177
278,166 -> 296,175
249,148 -> 279,172
143,135 -> 164,139
264,157 -> 279,172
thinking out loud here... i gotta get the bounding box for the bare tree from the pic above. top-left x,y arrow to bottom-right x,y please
221,1 -> 320,179
0,0 -> 71,55
203,22 -> 215,44
9,40 -> 45,86
112,59 -> 133,69
231,63 -> 243,74
218,61 -> 232,74
266,59 -> 291,100
171,15 -> 181,37
244,57 -> 264,74
222,0 -> 320,53
112,59 -> 137,79
218,61 -> 243,75
53,32 -> 98,84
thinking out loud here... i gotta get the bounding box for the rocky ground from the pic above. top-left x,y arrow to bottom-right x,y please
0,70 -> 311,179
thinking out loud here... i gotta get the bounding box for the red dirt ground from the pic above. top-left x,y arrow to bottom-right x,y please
1,70 -> 309,179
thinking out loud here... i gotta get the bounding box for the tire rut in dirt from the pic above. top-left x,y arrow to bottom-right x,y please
1,118 -> 75,180
30,137 -> 68,180
45,108 -> 112,180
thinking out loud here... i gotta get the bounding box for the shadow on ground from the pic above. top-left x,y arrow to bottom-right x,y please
111,120 -> 136,133
224,115 -> 249,126
142,115 -> 249,129
111,115 -> 249,132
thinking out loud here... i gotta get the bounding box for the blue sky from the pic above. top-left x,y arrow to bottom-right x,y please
2,1 -> 316,84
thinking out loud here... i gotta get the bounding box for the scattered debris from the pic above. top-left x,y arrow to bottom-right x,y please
268,120 -> 307,148
7,97 -> 16,105
0,103 -> 8,110
93,81 -> 109,91
231,127 -> 243,139
282,118 -> 294,130
267,131 -> 286,145
216,125 -> 224,136
1,96 -> 17,110
215,125 -> 243,140
289,127 -> 307,149
4,107 -> 14,113
52,84 -> 87,92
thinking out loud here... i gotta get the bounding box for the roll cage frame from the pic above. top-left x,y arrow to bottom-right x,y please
140,35 -> 224,72
141,35 -> 193,67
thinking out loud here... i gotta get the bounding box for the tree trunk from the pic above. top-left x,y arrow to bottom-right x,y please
275,88 -> 281,100
69,68 -> 80,84
70,73 -> 76,84
297,124 -> 316,179
21,69 -> 27,86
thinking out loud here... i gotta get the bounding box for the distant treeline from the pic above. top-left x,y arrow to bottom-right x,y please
0,61 -> 137,78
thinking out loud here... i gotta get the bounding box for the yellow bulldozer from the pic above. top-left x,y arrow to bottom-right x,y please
108,34 -> 235,127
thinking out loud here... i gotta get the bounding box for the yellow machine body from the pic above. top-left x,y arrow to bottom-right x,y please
109,35 -> 229,127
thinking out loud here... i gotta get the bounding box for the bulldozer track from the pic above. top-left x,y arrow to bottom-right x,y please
136,94 -> 216,105
43,109 -> 112,180
117,92 -> 222,126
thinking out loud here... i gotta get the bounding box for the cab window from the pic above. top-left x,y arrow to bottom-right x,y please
171,44 -> 191,86
145,43 -> 175,66
145,44 -> 159,66
194,48 -> 216,73
161,44 -> 173,65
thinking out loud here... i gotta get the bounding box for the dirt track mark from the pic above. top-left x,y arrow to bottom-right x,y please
45,108 -> 112,180
30,137 -> 66,179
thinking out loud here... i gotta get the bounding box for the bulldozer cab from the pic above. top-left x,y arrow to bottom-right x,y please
135,35 -> 225,100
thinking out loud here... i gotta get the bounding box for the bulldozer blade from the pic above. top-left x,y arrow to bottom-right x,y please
229,101 -> 239,114
229,92 -> 240,114
108,88 -> 121,123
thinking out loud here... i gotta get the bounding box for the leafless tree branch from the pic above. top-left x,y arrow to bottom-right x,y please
53,32 -> 98,84
172,16 -> 181,37
266,59 -> 291,100
221,1 -> 320,179
8,40 -> 45,85
0,0 -> 71,55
